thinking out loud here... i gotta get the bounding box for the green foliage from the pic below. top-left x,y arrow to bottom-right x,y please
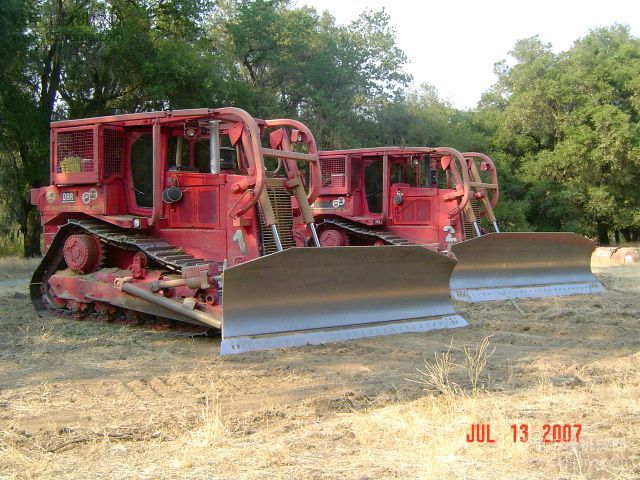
370,84 -> 491,151
479,26 -> 640,243
1,0 -> 639,253
222,1 -> 410,147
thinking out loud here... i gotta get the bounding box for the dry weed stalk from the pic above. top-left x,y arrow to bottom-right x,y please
459,335 -> 495,396
409,336 -> 496,398
189,393 -> 227,446
409,341 -> 460,398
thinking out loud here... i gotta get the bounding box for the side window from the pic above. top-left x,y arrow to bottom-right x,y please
193,139 -> 210,172
364,162 -> 383,213
130,133 -> 153,208
166,137 -> 190,171
391,161 -> 418,187
391,163 -> 403,184
192,140 -> 238,174
421,156 -> 437,187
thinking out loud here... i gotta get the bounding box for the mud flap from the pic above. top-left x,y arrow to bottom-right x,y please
450,232 -> 604,302
220,246 -> 467,354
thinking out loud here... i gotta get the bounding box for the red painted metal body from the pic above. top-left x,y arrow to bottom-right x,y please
30,109 -> 471,354
302,147 -> 603,304
301,147 -> 498,250
31,108 -> 321,322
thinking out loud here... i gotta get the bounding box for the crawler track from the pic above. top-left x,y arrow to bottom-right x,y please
30,220 -> 216,333
320,218 -> 418,246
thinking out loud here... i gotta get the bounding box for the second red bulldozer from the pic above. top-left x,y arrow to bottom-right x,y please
299,146 -> 603,301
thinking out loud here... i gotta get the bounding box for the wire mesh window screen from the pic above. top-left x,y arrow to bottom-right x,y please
350,157 -> 362,190
103,128 -> 125,178
56,129 -> 94,173
319,157 -> 346,188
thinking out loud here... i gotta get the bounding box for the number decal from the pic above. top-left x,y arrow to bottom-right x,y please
232,230 -> 247,256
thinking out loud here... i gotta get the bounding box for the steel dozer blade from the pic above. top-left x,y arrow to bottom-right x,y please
220,246 -> 467,354
450,232 -> 604,302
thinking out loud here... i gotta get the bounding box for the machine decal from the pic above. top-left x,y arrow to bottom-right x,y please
61,192 -> 74,203
82,188 -> 98,205
44,204 -> 104,212
331,197 -> 345,208
232,229 -> 248,256
46,190 -> 56,204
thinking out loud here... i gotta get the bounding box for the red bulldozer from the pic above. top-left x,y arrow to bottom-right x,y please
300,146 -> 603,301
30,109 -> 467,354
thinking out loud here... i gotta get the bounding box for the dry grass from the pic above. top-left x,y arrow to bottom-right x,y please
0,263 -> 639,479
459,335 -> 496,396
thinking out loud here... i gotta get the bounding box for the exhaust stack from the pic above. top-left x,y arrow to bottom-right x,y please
210,120 -> 221,174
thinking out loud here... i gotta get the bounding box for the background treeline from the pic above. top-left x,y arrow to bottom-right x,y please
1,0 -> 639,256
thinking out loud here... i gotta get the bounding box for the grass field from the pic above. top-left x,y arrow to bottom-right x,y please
0,260 -> 639,479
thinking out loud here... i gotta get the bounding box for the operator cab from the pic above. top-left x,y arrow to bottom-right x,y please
363,153 -> 440,216
126,120 -> 247,216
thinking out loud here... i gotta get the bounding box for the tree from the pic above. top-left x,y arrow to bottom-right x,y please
0,0 -> 70,256
222,1 -> 410,147
372,84 -> 490,151
0,0 -> 224,256
480,27 -> 640,243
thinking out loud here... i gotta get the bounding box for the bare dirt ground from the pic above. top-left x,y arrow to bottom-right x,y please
1,257 -> 639,479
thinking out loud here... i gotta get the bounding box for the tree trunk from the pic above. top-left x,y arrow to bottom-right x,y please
596,223 -> 610,245
621,227 -> 631,242
614,230 -> 621,244
21,204 -> 42,257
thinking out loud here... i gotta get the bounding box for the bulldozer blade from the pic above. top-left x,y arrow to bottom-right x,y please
450,232 -> 604,302
220,246 -> 467,355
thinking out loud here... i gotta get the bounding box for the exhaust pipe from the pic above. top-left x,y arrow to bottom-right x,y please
121,281 -> 222,329
210,120 -> 221,174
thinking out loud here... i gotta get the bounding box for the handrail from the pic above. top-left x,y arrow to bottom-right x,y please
433,147 -> 471,218
263,118 -> 321,207
262,148 -> 318,163
214,107 -> 267,217
468,181 -> 498,188
150,122 -> 162,226
462,152 -> 499,208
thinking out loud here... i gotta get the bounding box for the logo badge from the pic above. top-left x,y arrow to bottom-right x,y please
332,197 -> 346,208
82,188 -> 98,205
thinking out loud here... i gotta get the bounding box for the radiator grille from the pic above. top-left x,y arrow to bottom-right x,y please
56,129 -> 94,173
319,157 -> 346,188
103,128 -> 124,178
259,186 -> 296,255
350,157 -> 362,190
462,198 -> 482,239
197,190 -> 218,225
396,198 -> 431,223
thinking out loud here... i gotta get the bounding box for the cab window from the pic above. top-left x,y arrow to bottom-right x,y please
130,133 -> 153,208
364,162 -> 383,213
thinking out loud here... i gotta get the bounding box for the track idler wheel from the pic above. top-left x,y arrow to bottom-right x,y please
318,227 -> 349,247
63,234 -> 103,274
